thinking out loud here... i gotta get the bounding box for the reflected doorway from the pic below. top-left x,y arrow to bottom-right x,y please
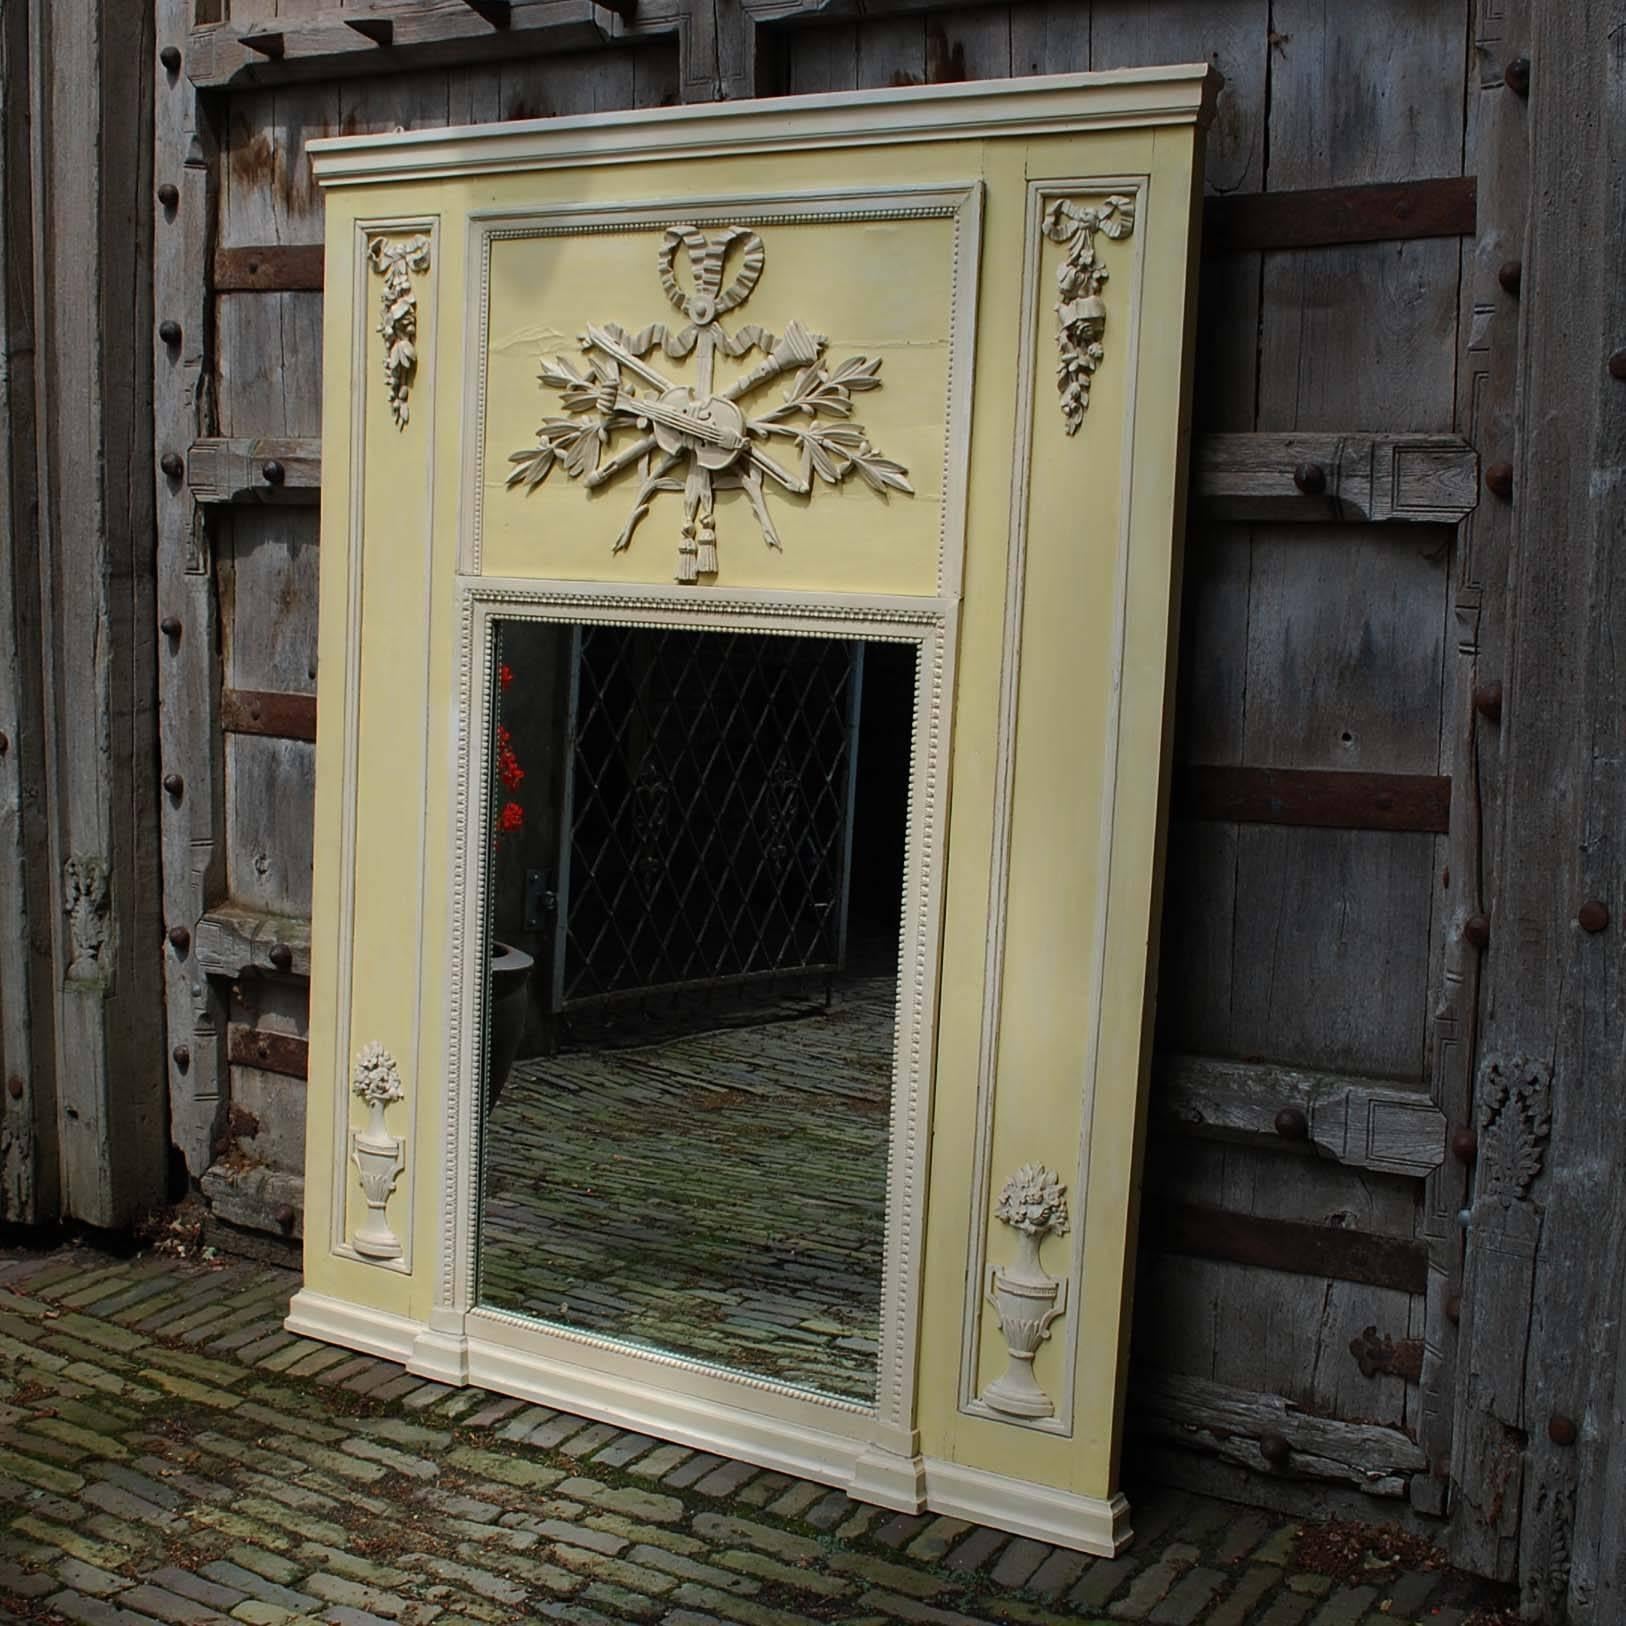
477,621 -> 917,1405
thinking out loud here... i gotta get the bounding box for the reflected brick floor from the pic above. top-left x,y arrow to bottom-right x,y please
0,1248 -> 1513,1625
480,982 -> 893,1404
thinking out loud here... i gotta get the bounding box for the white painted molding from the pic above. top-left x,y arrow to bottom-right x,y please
309,70 -> 1219,189
285,1288 -> 419,1364
921,1459 -> 1133,1557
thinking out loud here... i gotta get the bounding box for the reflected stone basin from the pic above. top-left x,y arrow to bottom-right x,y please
488,941 -> 534,1109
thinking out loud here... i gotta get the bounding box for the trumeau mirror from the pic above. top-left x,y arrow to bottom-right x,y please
292,70 -> 1217,1555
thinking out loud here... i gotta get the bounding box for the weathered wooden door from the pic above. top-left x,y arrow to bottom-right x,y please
156,0 -> 1526,1578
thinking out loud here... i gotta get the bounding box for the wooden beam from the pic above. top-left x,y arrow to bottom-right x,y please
1149,1202 -> 1430,1295
227,1024 -> 308,1081
195,903 -> 311,981
1153,1055 -> 1448,1177
1177,766 -> 1451,834
186,1 -> 610,90
221,689 -> 316,744
213,246 -> 323,294
1130,1371 -> 1428,1495
188,439 -> 321,505
1205,177 -> 1477,254
1194,433 -> 1478,525
185,432 -> 1475,527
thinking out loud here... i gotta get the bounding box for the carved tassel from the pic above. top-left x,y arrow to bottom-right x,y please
676,542 -> 698,584
696,525 -> 717,575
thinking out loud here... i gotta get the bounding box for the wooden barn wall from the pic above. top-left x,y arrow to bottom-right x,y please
155,0 -> 1534,1579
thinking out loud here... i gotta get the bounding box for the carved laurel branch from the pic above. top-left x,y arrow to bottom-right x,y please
369,234 -> 431,429
1476,1053 -> 1553,1204
1042,194 -> 1135,435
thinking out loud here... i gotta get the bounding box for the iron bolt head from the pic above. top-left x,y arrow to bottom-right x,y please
1548,1414 -> 1577,1446
1473,681 -> 1503,723
1463,913 -> 1491,949
274,1203 -> 297,1232
1451,1126 -> 1478,1163
157,183 -> 180,209
167,925 -> 191,953
1609,349 -> 1626,381
159,320 -> 182,346
262,460 -> 285,486
1274,1106 -> 1310,1142
0,732 -> 7,755
1504,56 -> 1530,96
159,45 -> 182,72
1292,461 -> 1327,496
1259,1432 -> 1291,1468
5,1075 -> 21,1101
1578,899 -> 1610,933
160,616 -> 182,640
1485,462 -> 1514,500
160,452 -> 184,481
163,772 -> 184,797
172,1045 -> 190,1070
268,943 -> 293,972
1497,259 -> 1522,297
1446,1293 -> 1462,1324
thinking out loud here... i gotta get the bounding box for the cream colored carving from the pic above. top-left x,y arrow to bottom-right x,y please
350,1041 -> 406,1260
981,1163 -> 1070,1419
1042,195 -> 1135,434
369,234 -> 431,428
507,224 -> 913,584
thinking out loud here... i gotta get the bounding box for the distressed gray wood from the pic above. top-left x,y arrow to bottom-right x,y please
189,437 -> 321,503
1194,435 -> 1478,525
196,901 -> 311,980
31,0 -> 167,1225
1154,1055 -> 1446,1176
0,0 -> 54,1224
157,0 -> 231,1180
1132,1371 -> 1427,1493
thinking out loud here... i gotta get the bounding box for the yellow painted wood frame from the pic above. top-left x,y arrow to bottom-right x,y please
291,69 -> 1216,1554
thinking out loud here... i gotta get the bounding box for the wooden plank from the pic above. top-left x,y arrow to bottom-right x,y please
1177,767 -> 1450,834
1154,1055 -> 1446,1177
213,244 -> 323,291
187,1 -> 611,90
195,902 -> 311,980
189,438 -> 321,504
1194,434 -> 1478,525
155,0 -> 230,1182
1150,1202 -> 1429,1295
227,1023 -> 308,1081
1131,1370 -> 1428,1493
1204,177 -> 1476,254
185,431 -> 1476,521
220,689 -> 317,742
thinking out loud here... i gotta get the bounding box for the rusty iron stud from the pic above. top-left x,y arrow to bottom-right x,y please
1446,1293 -> 1462,1324
1274,1106 -> 1310,1143
159,45 -> 182,72
157,182 -> 180,209
172,1045 -> 190,1071
1504,56 -> 1530,96
262,460 -> 285,486
1473,681 -> 1503,723
6,1075 -> 21,1101
1485,462 -> 1514,500
1609,349 -> 1626,382
1292,461 -> 1327,496
159,320 -> 182,346
0,733 -> 7,755
1463,913 -> 1491,949
274,1202 -> 297,1232
162,772 -> 184,798
268,942 -> 293,972
160,616 -> 182,640
167,925 -> 191,953
1578,899 -> 1610,933
1548,1415 -> 1578,1447
160,452 -> 184,481
1259,1432 -> 1291,1469
1497,260 -> 1522,297
1451,1125 -> 1478,1164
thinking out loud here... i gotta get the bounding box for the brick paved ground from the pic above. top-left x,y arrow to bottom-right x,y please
0,1247 -> 1513,1626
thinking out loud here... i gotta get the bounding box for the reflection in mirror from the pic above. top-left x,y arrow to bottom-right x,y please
477,621 -> 916,1405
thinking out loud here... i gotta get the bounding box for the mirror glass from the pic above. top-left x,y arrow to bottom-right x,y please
476,619 -> 916,1405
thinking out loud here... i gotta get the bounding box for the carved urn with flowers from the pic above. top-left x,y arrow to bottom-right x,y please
982,1162 -> 1071,1419
350,1042 -> 407,1260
